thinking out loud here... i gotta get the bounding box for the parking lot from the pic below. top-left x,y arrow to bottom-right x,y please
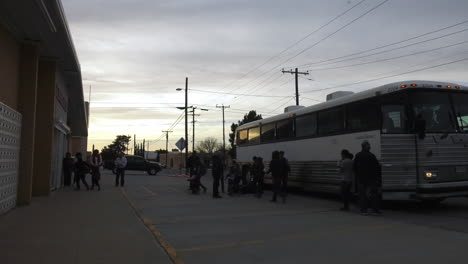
121,168 -> 468,264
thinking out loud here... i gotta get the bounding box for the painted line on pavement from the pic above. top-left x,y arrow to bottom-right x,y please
121,188 -> 184,264
168,174 -> 189,178
142,185 -> 157,196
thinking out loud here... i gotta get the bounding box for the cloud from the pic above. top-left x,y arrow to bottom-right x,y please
61,0 -> 468,150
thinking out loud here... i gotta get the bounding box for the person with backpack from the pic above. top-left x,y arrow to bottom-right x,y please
74,152 -> 90,191
90,149 -> 103,191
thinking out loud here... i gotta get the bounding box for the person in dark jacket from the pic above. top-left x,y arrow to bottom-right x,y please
268,151 -> 284,202
353,141 -> 382,215
212,154 -> 224,198
226,160 -> 241,195
279,151 -> 290,203
187,151 -> 200,178
251,156 -> 265,198
74,152 -> 90,191
62,152 -> 74,187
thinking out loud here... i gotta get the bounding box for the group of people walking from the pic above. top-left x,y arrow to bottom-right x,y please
186,140 -> 382,215
187,150 -> 290,203
62,150 -> 103,191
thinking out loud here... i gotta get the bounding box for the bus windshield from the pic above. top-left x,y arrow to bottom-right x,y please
452,93 -> 468,132
411,91 -> 456,132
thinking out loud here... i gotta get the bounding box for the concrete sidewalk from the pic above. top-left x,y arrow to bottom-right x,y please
0,174 -> 172,264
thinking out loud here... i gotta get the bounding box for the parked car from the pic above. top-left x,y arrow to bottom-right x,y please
111,155 -> 162,175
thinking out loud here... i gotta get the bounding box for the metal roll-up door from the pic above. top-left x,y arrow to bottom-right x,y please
0,102 -> 21,214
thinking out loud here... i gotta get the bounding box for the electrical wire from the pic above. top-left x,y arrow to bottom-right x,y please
210,0 -> 367,95
304,28 -> 468,69
302,57 -> 468,93
297,19 -> 468,67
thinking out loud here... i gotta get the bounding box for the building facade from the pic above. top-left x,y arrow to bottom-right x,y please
0,0 -> 88,213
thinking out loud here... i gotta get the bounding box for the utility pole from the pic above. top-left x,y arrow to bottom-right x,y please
162,131 -> 173,167
282,68 -> 309,105
176,79 -> 190,174
185,78 -> 188,173
190,107 -> 208,153
216,104 -> 229,193
133,134 -> 136,155
216,104 -> 230,157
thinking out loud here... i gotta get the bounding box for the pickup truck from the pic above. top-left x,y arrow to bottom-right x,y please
110,155 -> 162,175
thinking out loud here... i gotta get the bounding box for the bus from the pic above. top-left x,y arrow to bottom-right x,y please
235,80 -> 468,202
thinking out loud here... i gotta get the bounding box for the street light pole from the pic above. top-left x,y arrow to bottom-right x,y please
190,107 -> 208,154
185,77 -> 188,173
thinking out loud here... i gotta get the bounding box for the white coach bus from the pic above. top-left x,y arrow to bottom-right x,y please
235,80 -> 468,201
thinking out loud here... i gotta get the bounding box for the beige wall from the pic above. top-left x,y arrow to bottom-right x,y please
16,43 -> 39,205
70,136 -> 88,157
160,152 -> 186,169
0,26 -> 20,111
32,60 -> 56,196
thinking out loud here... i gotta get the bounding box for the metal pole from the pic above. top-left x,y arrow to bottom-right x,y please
166,133 -> 169,167
295,68 -> 299,106
185,77 -> 188,174
222,107 -> 226,154
192,108 -> 196,152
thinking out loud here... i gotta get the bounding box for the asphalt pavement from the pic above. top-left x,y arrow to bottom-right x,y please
2,168 -> 468,264
123,169 -> 468,264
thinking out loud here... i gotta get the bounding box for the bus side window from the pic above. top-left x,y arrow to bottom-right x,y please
248,127 -> 260,144
382,105 -> 406,133
237,130 -> 248,145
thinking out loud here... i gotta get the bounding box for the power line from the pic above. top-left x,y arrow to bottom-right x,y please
226,0 -> 389,102
306,39 -> 468,72
189,88 -> 292,98
302,57 -> 468,93
281,68 -> 310,105
228,74 -> 288,105
209,0 -> 367,96
276,0 -> 390,69
304,28 -> 468,69
268,97 -> 296,114
229,76 -> 296,110
297,19 -> 468,67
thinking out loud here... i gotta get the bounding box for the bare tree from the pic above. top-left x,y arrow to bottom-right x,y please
196,137 -> 222,154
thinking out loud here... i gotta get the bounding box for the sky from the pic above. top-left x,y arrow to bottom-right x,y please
61,0 -> 468,152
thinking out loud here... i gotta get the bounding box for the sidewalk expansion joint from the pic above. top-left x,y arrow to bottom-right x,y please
121,188 -> 184,264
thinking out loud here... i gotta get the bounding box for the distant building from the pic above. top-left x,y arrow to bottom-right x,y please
0,1 -> 88,213
144,151 -> 159,161
160,152 -> 186,169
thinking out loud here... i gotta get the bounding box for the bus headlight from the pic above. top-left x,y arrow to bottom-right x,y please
425,171 -> 437,179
